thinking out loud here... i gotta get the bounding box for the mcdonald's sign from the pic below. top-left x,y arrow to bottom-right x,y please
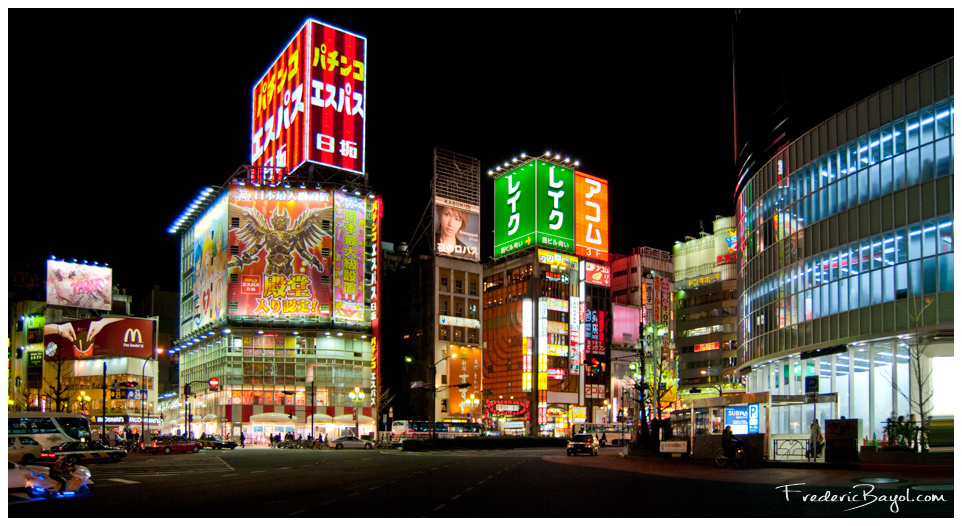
43,317 -> 154,360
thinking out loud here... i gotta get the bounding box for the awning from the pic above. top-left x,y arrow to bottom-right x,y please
202,414 -> 219,422
249,412 -> 295,423
333,414 -> 374,424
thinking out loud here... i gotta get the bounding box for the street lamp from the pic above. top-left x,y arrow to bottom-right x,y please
347,386 -> 365,438
141,347 -> 164,441
76,391 -> 91,415
406,352 -> 457,440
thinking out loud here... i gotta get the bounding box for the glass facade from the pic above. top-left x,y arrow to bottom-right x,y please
736,60 -> 954,440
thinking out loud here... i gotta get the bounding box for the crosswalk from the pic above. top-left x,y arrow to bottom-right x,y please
86,453 -> 235,478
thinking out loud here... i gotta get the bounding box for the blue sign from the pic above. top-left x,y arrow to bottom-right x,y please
748,403 -> 759,433
726,407 -> 750,434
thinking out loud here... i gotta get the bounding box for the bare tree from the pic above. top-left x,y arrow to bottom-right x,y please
42,352 -> 74,412
883,296 -> 937,451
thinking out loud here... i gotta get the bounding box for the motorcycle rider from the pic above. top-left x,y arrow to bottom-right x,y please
49,456 -> 73,493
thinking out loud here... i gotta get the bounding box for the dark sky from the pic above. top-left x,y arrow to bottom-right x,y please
6,8 -> 952,299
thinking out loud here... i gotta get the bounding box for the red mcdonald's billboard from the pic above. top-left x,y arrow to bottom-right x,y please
43,317 -> 155,360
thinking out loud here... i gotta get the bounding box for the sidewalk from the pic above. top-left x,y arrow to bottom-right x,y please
616,449 -> 954,490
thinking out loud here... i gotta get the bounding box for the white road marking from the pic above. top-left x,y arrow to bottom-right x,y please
106,478 -> 141,484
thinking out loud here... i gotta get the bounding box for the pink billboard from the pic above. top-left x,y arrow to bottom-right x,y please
251,19 -> 366,180
46,261 -> 112,310
612,304 -> 641,345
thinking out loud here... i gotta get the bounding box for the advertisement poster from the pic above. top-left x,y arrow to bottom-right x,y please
333,191 -> 367,321
46,261 -> 112,310
434,197 -> 480,261
584,261 -> 610,287
228,183 -> 333,317
43,317 -> 154,360
192,192 -> 229,328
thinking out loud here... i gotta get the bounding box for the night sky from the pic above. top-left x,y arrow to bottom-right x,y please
6,8 -> 953,299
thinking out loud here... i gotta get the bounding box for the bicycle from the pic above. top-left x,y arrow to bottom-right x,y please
714,446 -> 747,467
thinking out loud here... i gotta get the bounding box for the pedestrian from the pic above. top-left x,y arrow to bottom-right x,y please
808,419 -> 823,461
240,430 -> 245,448
600,433 -> 607,447
109,428 -> 117,447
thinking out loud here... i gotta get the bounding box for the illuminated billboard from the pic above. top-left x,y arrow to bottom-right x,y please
191,192 -> 229,329
574,172 -> 609,261
495,160 -> 611,259
584,261 -> 610,287
447,345 -> 483,416
333,191 -> 367,321
434,197 -> 480,261
46,261 -> 112,310
228,183 -> 334,318
251,19 -> 366,180
43,317 -> 154,360
612,304 -> 641,345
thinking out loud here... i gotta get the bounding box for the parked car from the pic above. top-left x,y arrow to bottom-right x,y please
9,436 -> 43,464
38,441 -> 127,463
566,434 -> 599,456
329,436 -> 374,449
144,436 -> 201,455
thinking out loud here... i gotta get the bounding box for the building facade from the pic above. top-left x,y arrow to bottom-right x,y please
672,217 -> 740,400
610,247 -> 674,421
171,175 -> 383,443
736,59 -> 954,441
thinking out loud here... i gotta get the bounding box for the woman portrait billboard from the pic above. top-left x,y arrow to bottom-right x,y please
434,197 -> 480,262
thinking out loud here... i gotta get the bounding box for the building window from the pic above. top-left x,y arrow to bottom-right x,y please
455,279 -> 463,294
440,277 -> 448,292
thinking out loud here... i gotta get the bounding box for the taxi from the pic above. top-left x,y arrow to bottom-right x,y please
39,440 -> 127,463
197,438 -> 238,450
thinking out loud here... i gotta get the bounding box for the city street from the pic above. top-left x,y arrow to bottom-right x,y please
9,446 -> 952,518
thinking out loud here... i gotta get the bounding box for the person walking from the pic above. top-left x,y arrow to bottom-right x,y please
239,430 -> 245,448
808,419 -> 823,462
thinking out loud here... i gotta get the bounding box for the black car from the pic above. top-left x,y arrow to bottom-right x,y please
39,440 -> 127,463
566,434 -> 599,456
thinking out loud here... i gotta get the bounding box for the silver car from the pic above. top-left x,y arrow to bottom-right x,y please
329,436 -> 374,450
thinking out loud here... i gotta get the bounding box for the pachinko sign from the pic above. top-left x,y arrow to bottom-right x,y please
251,19 -> 366,182
43,317 -> 154,360
46,261 -> 112,310
333,191 -> 367,321
228,183 -> 333,318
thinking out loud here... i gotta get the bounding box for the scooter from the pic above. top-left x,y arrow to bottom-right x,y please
24,461 -> 94,498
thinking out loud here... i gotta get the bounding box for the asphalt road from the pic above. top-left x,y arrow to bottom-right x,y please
9,446 -> 953,518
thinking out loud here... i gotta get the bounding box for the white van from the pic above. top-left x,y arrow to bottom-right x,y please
8,436 -> 43,464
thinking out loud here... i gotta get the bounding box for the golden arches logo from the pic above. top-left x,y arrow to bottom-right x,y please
124,329 -> 143,344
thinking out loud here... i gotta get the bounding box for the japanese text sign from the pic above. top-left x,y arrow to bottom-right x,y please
252,19 -> 366,179
574,172 -> 608,261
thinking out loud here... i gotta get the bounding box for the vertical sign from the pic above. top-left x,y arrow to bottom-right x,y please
574,172 -> 609,261
369,197 -> 382,408
536,160 -> 574,252
447,345 -> 483,415
333,191 -> 366,321
494,160 -> 536,257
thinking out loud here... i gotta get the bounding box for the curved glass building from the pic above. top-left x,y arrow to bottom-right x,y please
735,59 -> 954,441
